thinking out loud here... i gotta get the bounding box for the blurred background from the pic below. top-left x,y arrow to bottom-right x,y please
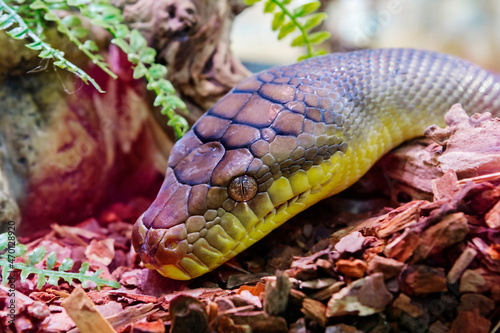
231,0 -> 500,72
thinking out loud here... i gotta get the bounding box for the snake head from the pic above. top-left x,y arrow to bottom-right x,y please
133,72 -> 347,280
132,126 -> 269,280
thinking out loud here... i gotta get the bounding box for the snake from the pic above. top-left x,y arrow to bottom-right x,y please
132,48 -> 500,280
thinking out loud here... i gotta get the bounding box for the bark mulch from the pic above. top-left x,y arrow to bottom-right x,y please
1,105 -> 499,333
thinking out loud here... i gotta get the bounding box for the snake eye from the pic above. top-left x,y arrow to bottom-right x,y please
228,175 -> 258,202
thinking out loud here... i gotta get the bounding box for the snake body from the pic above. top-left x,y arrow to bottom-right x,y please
132,49 -> 500,280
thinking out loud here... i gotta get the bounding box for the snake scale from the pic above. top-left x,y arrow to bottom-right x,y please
132,48 -> 500,280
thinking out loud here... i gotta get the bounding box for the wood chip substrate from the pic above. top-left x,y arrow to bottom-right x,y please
1,105 -> 499,332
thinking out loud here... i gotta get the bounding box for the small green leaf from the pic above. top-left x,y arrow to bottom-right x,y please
0,18 -> 15,30
129,29 -> 147,52
46,252 -> 57,270
291,34 -> 306,47
303,12 -> 327,31
164,95 -> 186,109
293,1 -> 320,18
61,14 -> 81,27
26,41 -> 43,50
139,47 -> 156,64
2,266 -> 9,285
133,63 -> 147,79
79,262 -> 89,274
29,0 -> 46,10
47,2 -> 67,10
7,26 -> 28,39
53,60 -> 68,69
167,116 -> 189,128
308,31 -> 330,44
47,275 -> 59,286
0,14 -> 15,29
154,94 -> 167,107
67,0 -> 91,5
127,53 -> 140,64
312,49 -> 327,57
157,79 -> 175,93
0,233 -> 8,250
36,274 -> 46,289
263,0 -> 275,13
244,0 -> 261,5
20,268 -> 30,282
13,244 -> 27,257
43,12 -> 58,22
148,64 -> 168,80
27,246 -> 46,266
113,24 -> 129,39
146,80 -> 158,91
277,20 -> 295,40
59,258 -> 73,271
71,27 -> 88,38
39,48 -> 54,58
160,106 -> 173,114
272,11 -> 284,31
111,38 -> 130,53
82,39 -> 98,52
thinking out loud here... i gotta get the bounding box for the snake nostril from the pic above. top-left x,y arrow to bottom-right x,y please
228,175 -> 258,202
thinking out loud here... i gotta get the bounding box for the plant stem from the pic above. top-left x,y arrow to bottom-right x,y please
272,0 -> 313,58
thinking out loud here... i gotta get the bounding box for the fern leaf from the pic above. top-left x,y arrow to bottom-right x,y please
291,34 -> 305,47
308,31 -> 330,44
0,233 -> 120,290
1,264 -> 9,284
247,0 -> 331,60
27,246 -> 46,266
0,233 -> 8,251
79,262 -> 90,274
25,40 -> 43,50
277,20 -> 295,39
244,0 -> 262,5
20,268 -> 30,282
0,0 -> 106,92
303,12 -> 327,31
36,273 -> 47,289
292,1 -> 320,18
46,252 -> 57,270
59,258 -> 74,271
263,0 -> 275,13
272,11 -> 284,31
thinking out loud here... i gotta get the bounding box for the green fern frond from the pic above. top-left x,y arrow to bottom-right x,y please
245,0 -> 331,61
72,0 -> 189,138
0,0 -> 105,91
29,0 -> 118,80
2,0 -> 189,138
0,233 -> 120,290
